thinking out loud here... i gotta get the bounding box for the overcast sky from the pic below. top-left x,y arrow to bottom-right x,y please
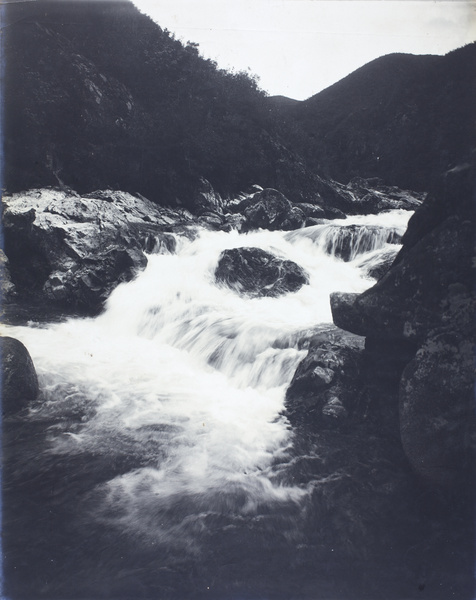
132,0 -> 475,100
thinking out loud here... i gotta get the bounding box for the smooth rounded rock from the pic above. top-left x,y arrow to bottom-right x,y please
1,336 -> 39,415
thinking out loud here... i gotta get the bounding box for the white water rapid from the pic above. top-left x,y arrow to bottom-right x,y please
3,209 -> 412,548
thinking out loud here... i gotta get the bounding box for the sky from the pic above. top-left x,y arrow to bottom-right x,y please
132,0 -> 476,101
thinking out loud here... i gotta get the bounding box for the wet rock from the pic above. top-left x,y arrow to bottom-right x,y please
242,188 -> 306,231
285,327 -> 364,431
222,213 -> 247,232
2,188 -> 192,315
215,247 -> 309,298
280,205 -> 306,231
1,336 -> 39,415
323,206 -> 347,220
198,212 -> 224,229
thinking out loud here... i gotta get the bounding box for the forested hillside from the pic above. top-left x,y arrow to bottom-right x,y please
272,45 -> 476,191
4,0 -> 323,206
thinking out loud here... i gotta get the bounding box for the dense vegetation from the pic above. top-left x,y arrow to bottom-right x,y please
4,0 -> 322,207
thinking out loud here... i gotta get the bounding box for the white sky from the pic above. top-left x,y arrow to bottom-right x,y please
132,0 -> 476,100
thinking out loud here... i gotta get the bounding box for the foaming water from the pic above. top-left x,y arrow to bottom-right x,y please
284,209 -> 409,262
4,210 -> 412,547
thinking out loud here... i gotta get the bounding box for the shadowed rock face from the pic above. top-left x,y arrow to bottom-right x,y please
215,247 -> 309,298
330,165 -> 476,487
1,337 -> 39,416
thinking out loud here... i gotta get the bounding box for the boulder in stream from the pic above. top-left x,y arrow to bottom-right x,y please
1,336 -> 39,415
215,247 -> 309,298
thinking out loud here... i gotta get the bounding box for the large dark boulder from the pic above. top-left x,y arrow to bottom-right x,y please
1,336 -> 39,415
215,247 -> 309,298
397,163 -> 475,259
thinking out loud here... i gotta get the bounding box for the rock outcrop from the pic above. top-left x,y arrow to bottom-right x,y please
1,337 -> 39,415
316,178 -> 425,216
215,247 -> 309,298
343,178 -> 426,214
330,165 -> 475,486
331,216 -> 473,341
2,188 -> 194,315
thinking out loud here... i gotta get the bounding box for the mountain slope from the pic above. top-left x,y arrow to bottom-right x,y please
3,0 -> 325,206
274,45 -> 476,191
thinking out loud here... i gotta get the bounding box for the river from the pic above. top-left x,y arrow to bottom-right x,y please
2,210 -> 413,599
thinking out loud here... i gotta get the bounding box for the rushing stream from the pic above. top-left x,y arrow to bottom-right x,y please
3,210 -> 413,600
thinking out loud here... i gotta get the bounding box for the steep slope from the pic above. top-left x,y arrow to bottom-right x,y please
3,0 -> 323,207
275,46 -> 476,191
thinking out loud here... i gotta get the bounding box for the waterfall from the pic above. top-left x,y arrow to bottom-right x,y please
2,209 -> 412,598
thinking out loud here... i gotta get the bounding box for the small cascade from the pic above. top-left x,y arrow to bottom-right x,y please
285,220 -> 404,262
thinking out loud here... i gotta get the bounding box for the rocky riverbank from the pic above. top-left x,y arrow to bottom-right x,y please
280,164 -> 475,596
2,179 -> 421,320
